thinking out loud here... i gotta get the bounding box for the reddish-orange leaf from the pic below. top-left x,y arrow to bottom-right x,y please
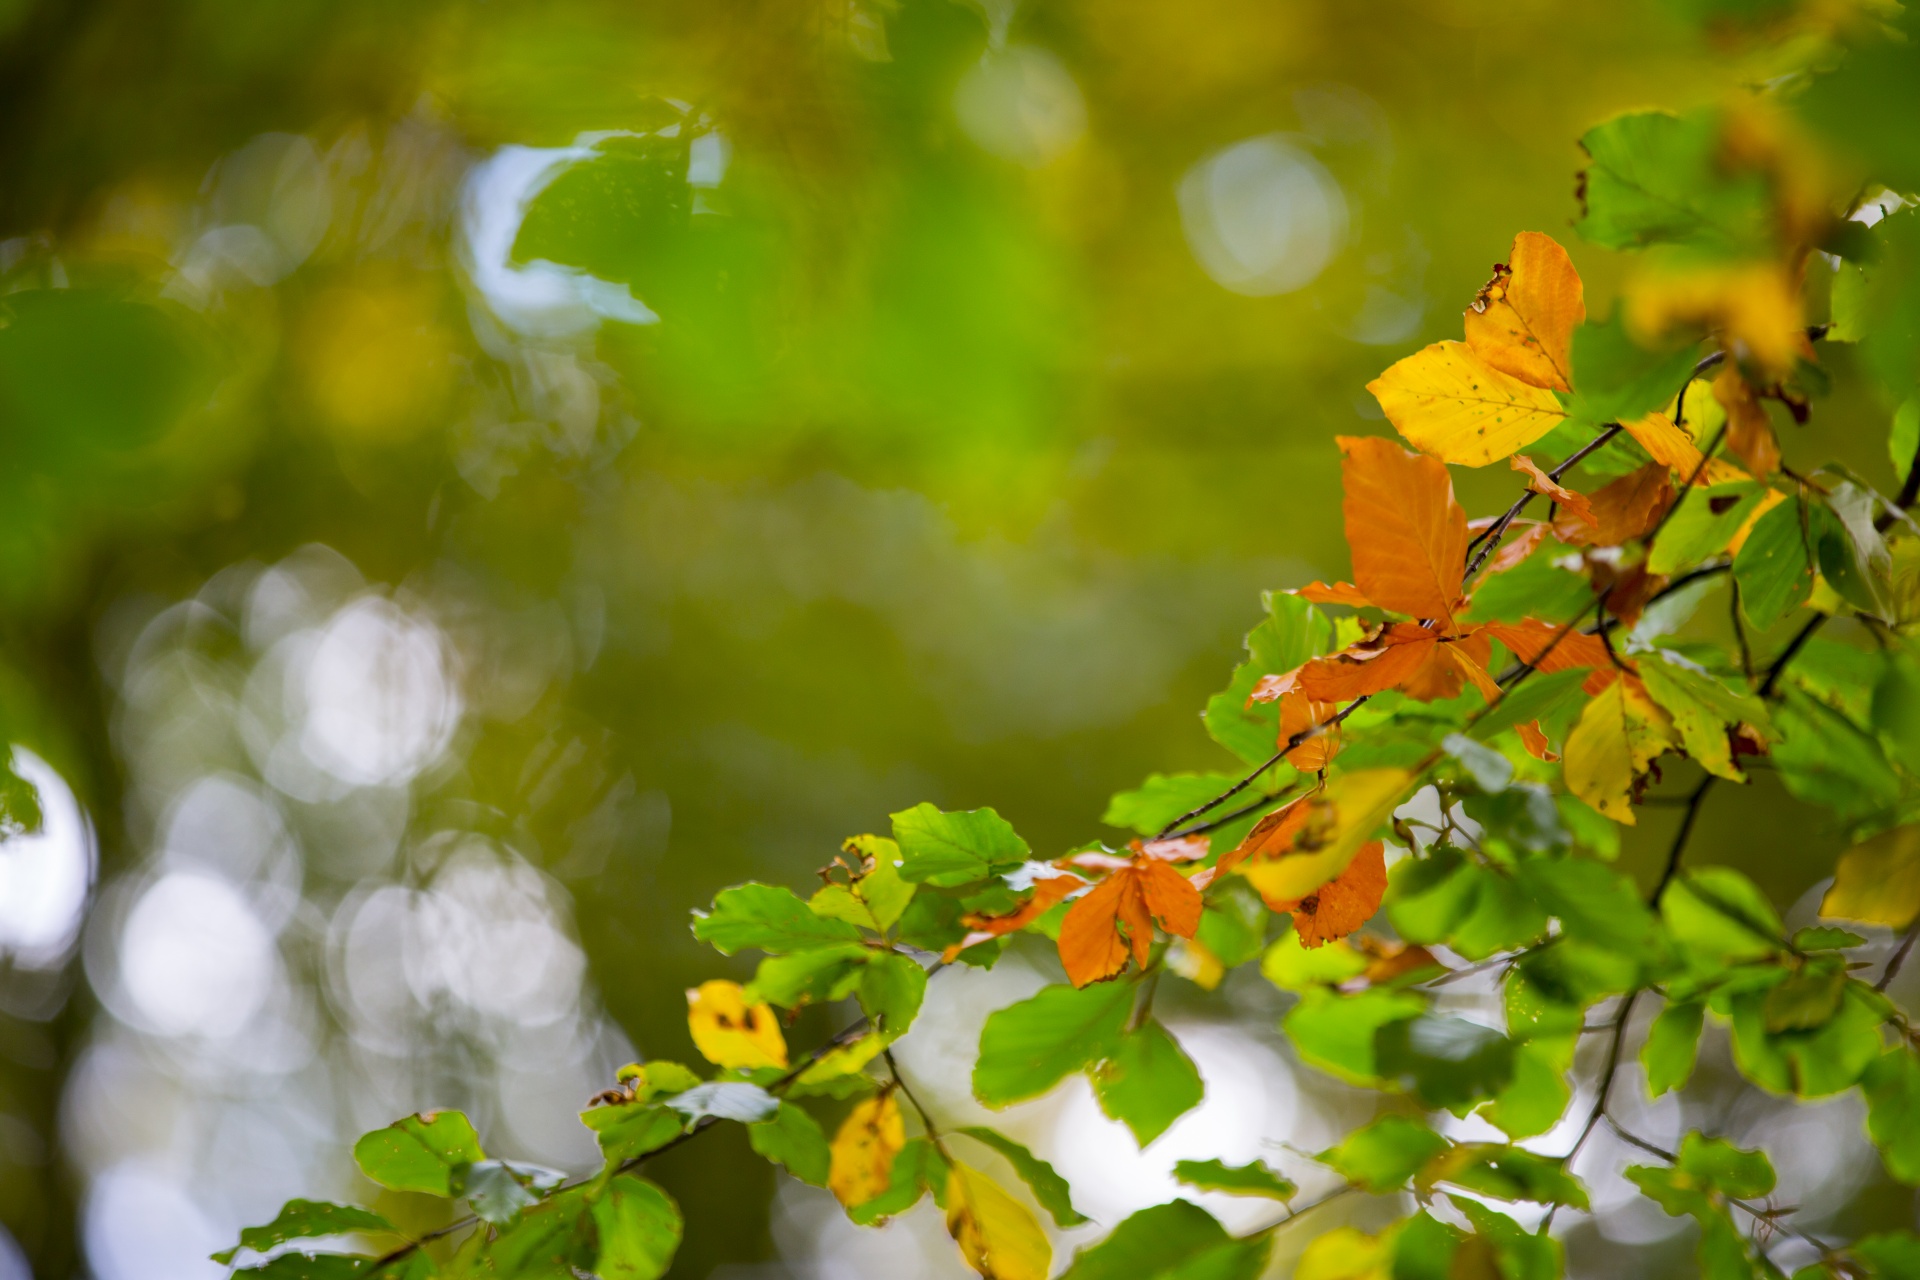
1553,462 -> 1672,547
961,872 -> 1085,937
1338,436 -> 1469,625
1511,454 -> 1595,527
1484,618 -> 1613,675
1057,858 -> 1201,987
1217,796 -> 1311,875
1463,231 -> 1584,393
1296,626 -> 1442,702
1293,580 -> 1376,608
1442,636 -> 1504,704
1279,689 -> 1341,770
1264,840 -> 1388,946
1711,365 -> 1781,480
1355,936 -> 1441,985
1515,719 -> 1559,762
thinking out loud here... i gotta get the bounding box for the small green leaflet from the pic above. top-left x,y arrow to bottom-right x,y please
1642,1000 -> 1704,1097
1057,1200 -> 1236,1280
591,1176 -> 684,1280
1171,1158 -> 1295,1201
351,1111 -> 486,1197
1284,988 -> 1426,1084
857,950 -> 927,1041
581,1102 -> 685,1167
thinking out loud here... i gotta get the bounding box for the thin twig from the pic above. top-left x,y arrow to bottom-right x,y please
1757,614 -> 1827,699
1164,783 -> 1302,840
1877,921 -> 1920,993
1650,776 -> 1716,907
1463,424 -> 1623,581
1154,697 -> 1372,839
1603,1117 -> 1838,1257
1565,990 -> 1639,1166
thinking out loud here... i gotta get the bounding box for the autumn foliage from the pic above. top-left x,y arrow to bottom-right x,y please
222,10 -> 1920,1280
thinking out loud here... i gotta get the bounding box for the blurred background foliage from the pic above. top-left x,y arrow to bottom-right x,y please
0,0 -> 1901,1276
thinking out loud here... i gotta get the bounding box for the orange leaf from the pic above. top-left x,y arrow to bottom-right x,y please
1484,619 -> 1613,676
1056,858 -> 1201,988
1294,580 -> 1376,608
1338,436 -> 1469,624
1280,690 -> 1341,770
1552,462 -> 1672,547
1516,719 -> 1559,762
1265,840 -> 1388,946
1442,636 -> 1505,704
1480,521 -> 1552,578
1463,231 -> 1584,393
1218,795 -> 1311,875
1296,629 -> 1441,702
960,872 -> 1085,938
1711,365 -> 1780,480
1510,454 -> 1595,527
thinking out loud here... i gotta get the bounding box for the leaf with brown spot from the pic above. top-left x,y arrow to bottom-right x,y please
829,1093 -> 904,1209
1367,341 -> 1570,467
1262,840 -> 1388,946
1464,231 -> 1585,392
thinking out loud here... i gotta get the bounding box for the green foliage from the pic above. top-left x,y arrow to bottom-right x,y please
954,1127 -> 1088,1226
1090,1019 -> 1204,1146
1171,1158 -> 1295,1202
972,980 -> 1133,1107
352,1111 -> 486,1197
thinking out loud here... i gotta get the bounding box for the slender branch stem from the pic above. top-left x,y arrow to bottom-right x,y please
1877,921 -> 1920,993
1565,990 -> 1639,1166
1757,614 -> 1826,699
1603,1118 -> 1839,1257
1650,776 -> 1715,907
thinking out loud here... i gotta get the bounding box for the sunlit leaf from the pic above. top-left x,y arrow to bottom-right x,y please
591,1176 -> 683,1280
890,804 -> 1031,887
944,1162 -> 1051,1280
828,1092 -> 905,1210
1464,231 -> 1584,393
686,980 -> 787,1069
1091,1019 -> 1203,1147
692,883 -> 864,956
1366,342 -> 1568,468
973,981 -> 1132,1107
954,1127 -> 1088,1227
351,1111 -> 485,1197
749,1102 -> 832,1187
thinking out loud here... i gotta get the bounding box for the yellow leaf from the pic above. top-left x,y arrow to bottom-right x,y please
1296,1226 -> 1388,1280
1624,259 -> 1807,381
828,1092 -> 904,1208
797,1032 -> 889,1087
1241,769 -> 1410,904
1463,231 -> 1585,393
1366,340 -> 1568,467
1620,412 -> 1751,487
1710,364 -> 1780,480
944,1163 -> 1051,1280
1562,677 -> 1672,825
686,979 -> 787,1069
1821,825 -> 1920,930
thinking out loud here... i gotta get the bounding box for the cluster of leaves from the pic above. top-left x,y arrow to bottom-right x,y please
219,7 -> 1920,1280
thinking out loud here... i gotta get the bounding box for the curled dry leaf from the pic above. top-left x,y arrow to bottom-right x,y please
687,979 -> 788,1069
947,872 -> 1087,959
1464,231 -> 1585,393
1553,462 -> 1673,546
1056,856 -> 1202,987
1511,453 -> 1596,527
828,1092 -> 904,1209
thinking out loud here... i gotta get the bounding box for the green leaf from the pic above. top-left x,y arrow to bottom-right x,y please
1792,926 -> 1865,951
1058,1200 -> 1232,1280
848,1138 -> 947,1226
888,803 -> 1029,886
1463,784 -> 1569,858
1680,1131 -> 1777,1200
591,1176 -> 683,1280
662,1081 -> 779,1123
955,1126 -> 1088,1227
1389,1213 -> 1466,1280
973,981 -> 1133,1107
1203,595 -> 1339,765
1565,310 -> 1702,426
1763,961 -> 1848,1033
485,1187 -> 596,1279
1172,1158 -> 1295,1201
1453,1200 -> 1563,1280
580,1103 -> 684,1167
230,1255 -> 373,1280
857,950 -> 927,1041
1480,1036 -> 1574,1139
1733,498 -> 1817,631
748,1103 -> 831,1187
742,946 -> 868,1009
1421,1143 -> 1589,1208
351,1111 -> 486,1197
1195,882 -> 1269,970
1649,481 -> 1765,575
1104,773 -> 1245,836
1506,943 -> 1635,1039
1865,1050 -> 1920,1185
1459,552 -> 1593,627
1514,855 -> 1659,955
1662,867 -> 1783,967
455,1160 -> 564,1226
1773,688 -> 1903,821
1375,1015 -> 1516,1109
691,882 -> 865,956
1852,1232 -> 1920,1280
1260,925 -> 1368,991
1319,1114 -> 1451,1192
1383,846 -> 1482,947
1092,1019 -> 1204,1147
1575,108 -> 1771,254
1284,988 -> 1426,1085
1730,982 -> 1884,1096
1643,1000 -> 1706,1097
1895,398 -> 1920,486
1449,868 -> 1550,962
213,1202 -> 399,1265
1873,653 -> 1920,775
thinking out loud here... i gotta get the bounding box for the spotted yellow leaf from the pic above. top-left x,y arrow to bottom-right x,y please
828,1092 -> 904,1208
686,980 -> 787,1070
1563,676 -> 1673,825
1367,341 -> 1568,467
944,1162 -> 1051,1280
1240,769 -> 1410,905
